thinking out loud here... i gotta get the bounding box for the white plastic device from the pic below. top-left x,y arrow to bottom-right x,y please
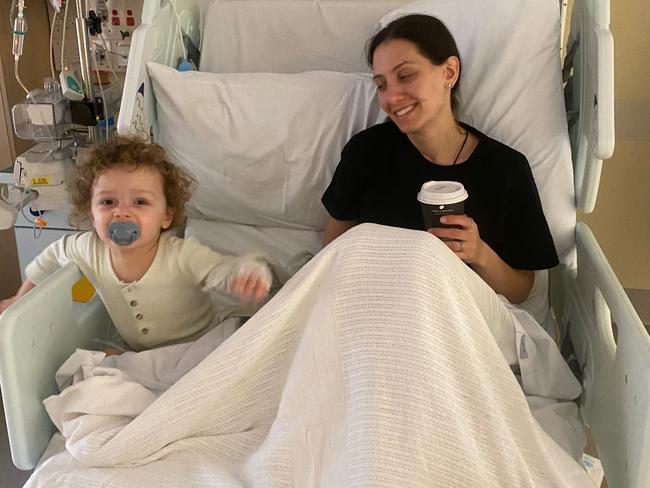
0,198 -> 19,230
59,70 -> 85,101
0,183 -> 38,231
12,142 -> 73,210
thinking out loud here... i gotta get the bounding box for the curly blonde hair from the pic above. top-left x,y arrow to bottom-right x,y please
68,136 -> 195,229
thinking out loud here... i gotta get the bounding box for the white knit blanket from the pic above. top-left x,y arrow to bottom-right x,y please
27,224 -> 595,487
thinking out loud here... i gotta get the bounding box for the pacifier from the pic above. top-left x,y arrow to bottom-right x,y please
108,221 -> 140,246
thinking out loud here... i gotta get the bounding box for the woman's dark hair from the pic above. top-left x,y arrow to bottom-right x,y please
366,14 -> 462,114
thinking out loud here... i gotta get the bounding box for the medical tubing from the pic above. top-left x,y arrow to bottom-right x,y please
167,0 -> 188,60
2,186 -> 36,209
99,33 -> 120,83
15,188 -> 41,237
90,50 -> 110,141
9,1 -> 29,94
60,0 -> 70,70
49,10 -> 58,79
9,0 -> 16,28
74,0 -> 95,102
14,58 -> 29,95
25,200 -> 44,238
91,39 -> 126,60
0,184 -> 14,205
18,189 -> 39,230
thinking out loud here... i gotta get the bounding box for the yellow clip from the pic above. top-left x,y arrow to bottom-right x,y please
71,276 -> 96,303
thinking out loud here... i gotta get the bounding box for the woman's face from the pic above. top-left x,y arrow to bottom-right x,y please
372,38 -> 457,135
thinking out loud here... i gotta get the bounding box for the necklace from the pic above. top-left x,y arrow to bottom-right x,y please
452,130 -> 469,165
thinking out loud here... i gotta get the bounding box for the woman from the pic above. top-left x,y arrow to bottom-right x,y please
321,14 -> 558,304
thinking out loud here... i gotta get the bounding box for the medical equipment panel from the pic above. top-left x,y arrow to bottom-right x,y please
1,0 -> 146,230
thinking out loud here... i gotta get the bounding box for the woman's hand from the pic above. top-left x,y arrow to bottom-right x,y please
428,215 -> 534,303
427,215 -> 486,265
229,262 -> 273,304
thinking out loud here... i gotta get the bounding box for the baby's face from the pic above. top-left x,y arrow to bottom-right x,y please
90,166 -> 173,252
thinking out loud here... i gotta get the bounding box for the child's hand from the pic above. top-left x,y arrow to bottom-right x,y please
0,280 -> 36,315
229,261 -> 272,304
0,296 -> 19,315
103,346 -> 123,357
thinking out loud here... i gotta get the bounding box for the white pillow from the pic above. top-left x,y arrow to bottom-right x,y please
147,62 -> 385,230
379,0 -> 576,265
200,0 -> 405,74
185,218 -> 321,281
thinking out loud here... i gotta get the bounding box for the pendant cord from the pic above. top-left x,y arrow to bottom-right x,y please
452,130 -> 469,165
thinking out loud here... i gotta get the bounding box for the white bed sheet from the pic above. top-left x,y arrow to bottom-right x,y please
26,225 -> 592,487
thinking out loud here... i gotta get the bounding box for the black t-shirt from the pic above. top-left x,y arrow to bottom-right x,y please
322,121 -> 559,271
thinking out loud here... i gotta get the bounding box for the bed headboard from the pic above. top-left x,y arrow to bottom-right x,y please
117,0 -> 614,269
123,0 -> 578,266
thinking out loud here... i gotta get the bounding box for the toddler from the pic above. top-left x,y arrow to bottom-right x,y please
0,138 -> 273,352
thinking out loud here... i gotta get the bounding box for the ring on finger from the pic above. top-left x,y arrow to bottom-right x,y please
459,240 -> 464,252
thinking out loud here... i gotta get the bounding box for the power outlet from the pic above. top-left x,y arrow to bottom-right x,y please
87,0 -> 144,72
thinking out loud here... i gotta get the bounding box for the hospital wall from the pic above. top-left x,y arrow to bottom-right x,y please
577,0 -> 650,290
0,2 -> 648,295
0,1 -> 52,296
0,1 -> 51,160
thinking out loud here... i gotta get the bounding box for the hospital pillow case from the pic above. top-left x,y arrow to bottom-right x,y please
147,63 -> 385,230
379,0 -> 576,265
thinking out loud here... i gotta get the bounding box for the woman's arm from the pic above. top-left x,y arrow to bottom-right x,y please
0,279 -> 37,315
323,216 -> 359,246
428,215 -> 534,304
470,245 -> 534,304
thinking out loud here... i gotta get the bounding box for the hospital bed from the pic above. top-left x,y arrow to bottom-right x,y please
0,0 -> 648,486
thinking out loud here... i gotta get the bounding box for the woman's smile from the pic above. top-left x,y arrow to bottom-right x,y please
394,103 -> 417,118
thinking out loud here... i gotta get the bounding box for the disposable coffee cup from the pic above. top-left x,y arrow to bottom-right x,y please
417,181 -> 468,230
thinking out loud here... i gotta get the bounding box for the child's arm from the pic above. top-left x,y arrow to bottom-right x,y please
0,279 -> 36,314
203,255 -> 273,305
1,233 -> 86,315
228,260 -> 273,304
179,237 -> 274,304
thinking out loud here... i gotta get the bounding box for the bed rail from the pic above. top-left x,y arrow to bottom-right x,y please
117,0 -> 204,139
564,0 -> 615,213
551,222 -> 650,488
0,264 -> 113,470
